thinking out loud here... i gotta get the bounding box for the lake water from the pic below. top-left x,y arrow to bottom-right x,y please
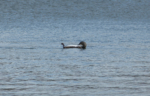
0,0 -> 150,96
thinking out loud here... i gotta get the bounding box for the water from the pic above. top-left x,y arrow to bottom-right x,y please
0,0 -> 150,96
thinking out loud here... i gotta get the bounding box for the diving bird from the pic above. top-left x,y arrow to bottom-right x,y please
61,41 -> 86,49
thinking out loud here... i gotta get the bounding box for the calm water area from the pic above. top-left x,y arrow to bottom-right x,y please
0,0 -> 150,96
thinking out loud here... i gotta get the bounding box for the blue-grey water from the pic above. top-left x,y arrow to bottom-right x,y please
0,0 -> 150,96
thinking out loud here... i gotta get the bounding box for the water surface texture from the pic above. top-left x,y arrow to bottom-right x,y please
0,0 -> 150,96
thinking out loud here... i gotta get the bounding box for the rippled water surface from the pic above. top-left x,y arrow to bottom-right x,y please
0,0 -> 150,96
